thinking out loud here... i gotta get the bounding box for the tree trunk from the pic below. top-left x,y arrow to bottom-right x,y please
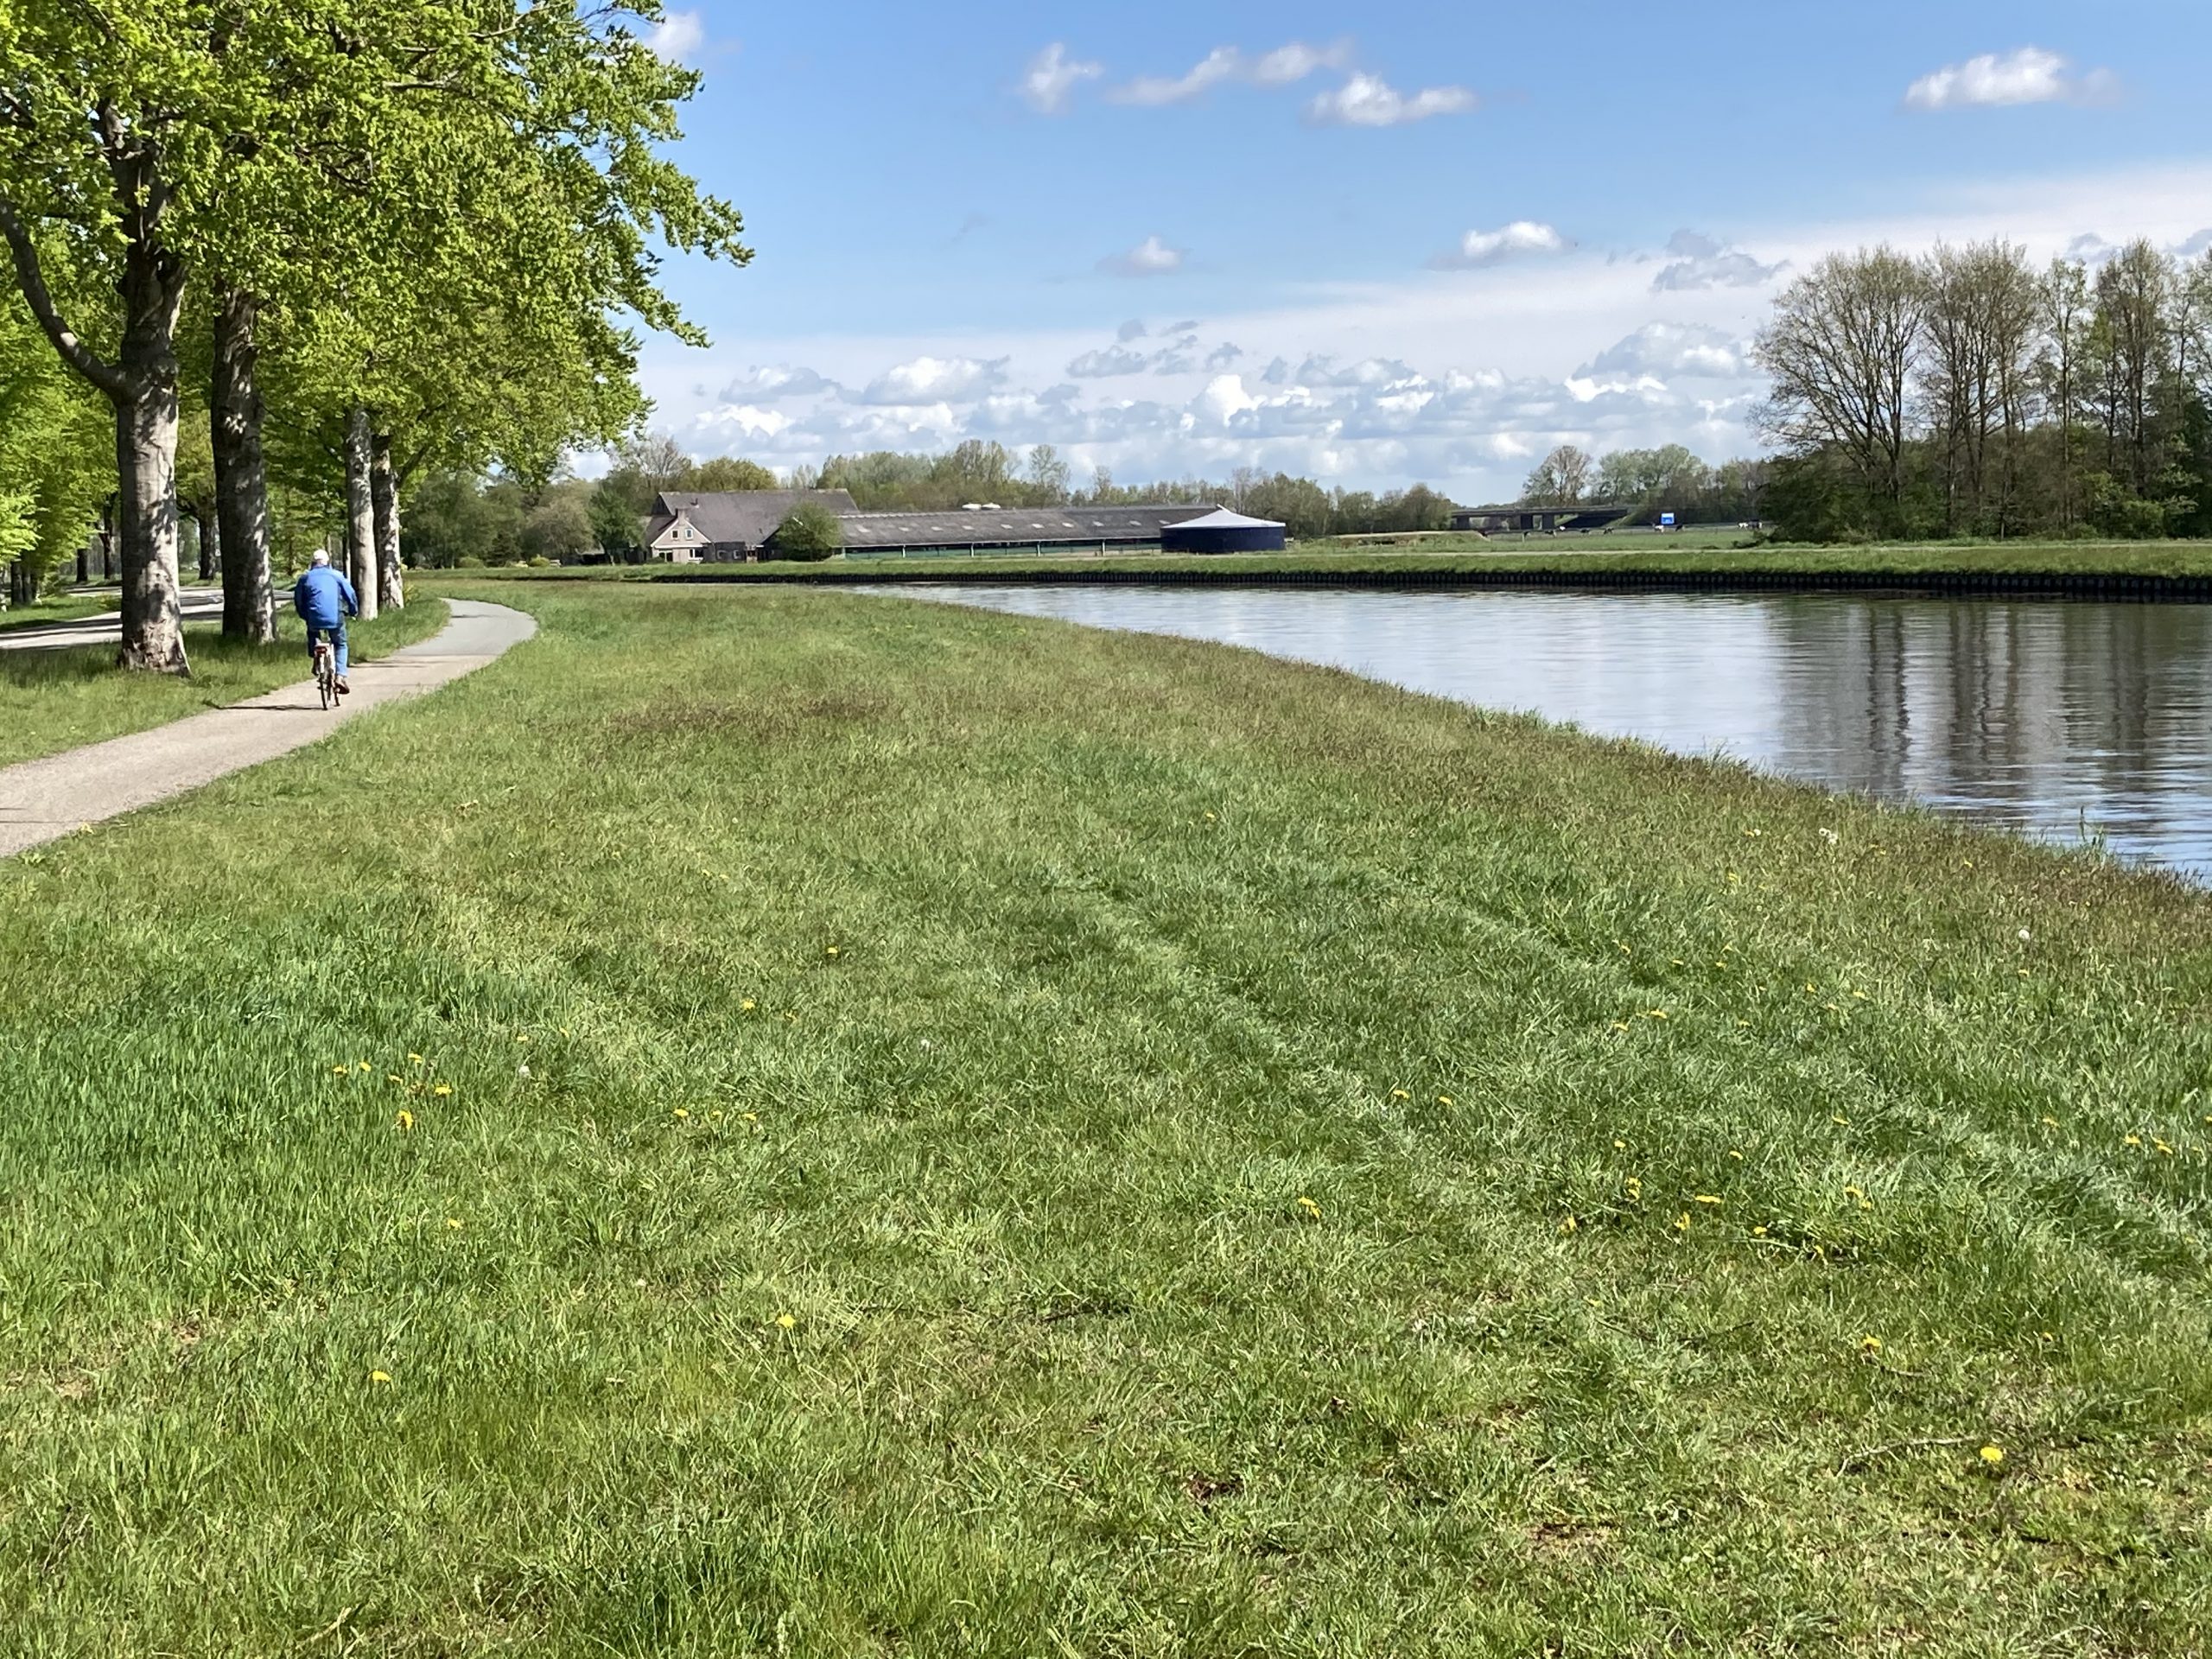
345,406 -> 378,621
114,379 -> 188,672
212,288 -> 275,643
190,504 -> 217,581
371,429 -> 404,611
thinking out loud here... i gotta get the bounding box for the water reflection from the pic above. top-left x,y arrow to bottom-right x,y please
876,584 -> 2212,880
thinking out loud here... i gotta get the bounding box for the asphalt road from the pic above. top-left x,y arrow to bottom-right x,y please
0,587 -> 226,652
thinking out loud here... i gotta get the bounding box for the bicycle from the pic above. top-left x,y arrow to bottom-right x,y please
312,638 -> 339,711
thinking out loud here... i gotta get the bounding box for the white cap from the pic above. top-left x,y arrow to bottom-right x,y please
311,549 -> 331,567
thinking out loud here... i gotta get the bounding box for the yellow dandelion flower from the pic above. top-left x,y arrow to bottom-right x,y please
2124,1134 -> 2143,1147
2040,1116 -> 2059,1128
1438,1094 -> 1454,1106
395,1109 -> 414,1132
673,1108 -> 690,1120
1611,1021 -> 1630,1033
1851,991 -> 1869,1001
370,1370 -> 392,1384
517,1033 -> 531,1044
1694,1195 -> 1723,1205
1645,1009 -> 1669,1020
1296,1195 -> 1322,1218
1860,1336 -> 1882,1352
1613,1138 -> 1627,1150
1674,1212 -> 1691,1232
1559,1215 -> 1578,1234
446,1217 -> 461,1230
1858,1199 -> 1873,1211
1729,1149 -> 1744,1160
1390,1089 -> 1410,1100
742,999 -> 757,1011
1979,1445 -> 2005,1467
433,1084 -> 452,1097
743,1111 -> 760,1123
387,1074 -> 404,1084
357,1060 -> 372,1072
332,1065 -> 349,1075
1751,1225 -> 1769,1237
775,1313 -> 797,1331
825,946 -> 840,957
408,1052 -> 424,1065
1832,1115 -> 1849,1125
2156,1140 -> 2175,1156
1844,1185 -> 1865,1198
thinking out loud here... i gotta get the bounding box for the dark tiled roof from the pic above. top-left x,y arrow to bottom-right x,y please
646,489 -> 859,548
836,504 -> 1213,550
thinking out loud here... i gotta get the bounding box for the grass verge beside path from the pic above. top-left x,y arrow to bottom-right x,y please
0,594 -> 116,634
0,599 -> 448,771
614,536 -> 2212,587
3,582 -> 2209,1654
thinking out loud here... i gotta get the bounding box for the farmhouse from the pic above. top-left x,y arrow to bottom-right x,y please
639,492 -> 1286,561
645,489 -> 860,563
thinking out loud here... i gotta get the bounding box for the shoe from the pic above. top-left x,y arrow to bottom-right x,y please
336,678 -> 352,696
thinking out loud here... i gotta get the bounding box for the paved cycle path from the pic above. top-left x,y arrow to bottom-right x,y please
0,587 -> 225,652
0,599 -> 533,858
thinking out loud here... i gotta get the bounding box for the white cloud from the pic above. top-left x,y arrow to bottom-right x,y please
1583,323 -> 1746,380
1904,48 -> 2117,112
1100,235 -> 1186,277
690,404 -> 790,442
1651,230 -> 1786,291
1115,48 -> 1245,107
645,10 -> 705,63
1251,41 -> 1353,86
858,355 -> 1010,405
1067,345 -> 1153,378
1430,220 -> 1573,270
1305,73 -> 1476,128
719,365 -> 833,402
1020,43 -> 1103,114
1116,319 -> 1149,342
1113,39 -> 1354,105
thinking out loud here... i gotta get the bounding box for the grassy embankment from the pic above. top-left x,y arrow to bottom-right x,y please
3,581 -> 2209,1654
0,600 -> 448,771
645,535 -> 2212,584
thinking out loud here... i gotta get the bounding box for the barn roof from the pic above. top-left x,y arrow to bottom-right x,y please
647,489 -> 859,547
836,504 -> 1214,550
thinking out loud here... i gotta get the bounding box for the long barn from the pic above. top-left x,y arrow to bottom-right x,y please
640,492 -> 1280,562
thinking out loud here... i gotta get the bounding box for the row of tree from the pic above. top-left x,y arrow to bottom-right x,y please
1520,444 -> 1771,524
1753,238 -> 2212,540
0,3 -> 744,669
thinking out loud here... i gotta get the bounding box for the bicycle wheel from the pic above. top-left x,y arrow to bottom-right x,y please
315,649 -> 333,710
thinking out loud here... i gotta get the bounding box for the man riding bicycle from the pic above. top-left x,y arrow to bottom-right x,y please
293,549 -> 359,696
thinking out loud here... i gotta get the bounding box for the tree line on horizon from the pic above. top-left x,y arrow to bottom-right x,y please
1751,238 -> 2212,541
0,3 -> 743,668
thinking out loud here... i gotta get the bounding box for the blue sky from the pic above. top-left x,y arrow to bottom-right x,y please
627,1 -> 2212,499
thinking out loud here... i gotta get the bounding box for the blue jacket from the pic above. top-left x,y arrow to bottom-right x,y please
293,565 -> 359,629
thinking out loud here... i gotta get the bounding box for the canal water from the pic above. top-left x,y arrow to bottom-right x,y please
877,584 -> 2212,881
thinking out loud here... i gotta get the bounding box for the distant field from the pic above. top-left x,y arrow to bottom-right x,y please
598,537 -> 2212,587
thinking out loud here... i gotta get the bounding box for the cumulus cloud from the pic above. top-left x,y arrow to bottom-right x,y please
1100,234 -> 1186,277
1651,230 -> 1786,291
1116,318 -> 1149,342
718,365 -> 834,402
1020,43 -> 1103,114
1904,48 -> 2117,112
1113,39 -> 1353,105
1582,323 -> 1748,380
645,10 -> 705,62
1305,73 -> 1476,128
858,355 -> 1010,405
1203,342 -> 1244,371
1430,220 -> 1574,270
1251,40 -> 1354,86
1066,345 -> 1152,378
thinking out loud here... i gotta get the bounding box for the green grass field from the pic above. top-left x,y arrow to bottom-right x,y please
3,581 -> 2209,1655
0,600 -> 448,770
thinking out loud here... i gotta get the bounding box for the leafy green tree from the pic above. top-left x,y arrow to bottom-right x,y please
588,480 -> 645,560
690,456 -> 777,492
769,502 -> 843,560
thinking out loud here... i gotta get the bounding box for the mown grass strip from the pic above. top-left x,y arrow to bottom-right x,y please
0,599 -> 448,770
1,582 -> 2207,1655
